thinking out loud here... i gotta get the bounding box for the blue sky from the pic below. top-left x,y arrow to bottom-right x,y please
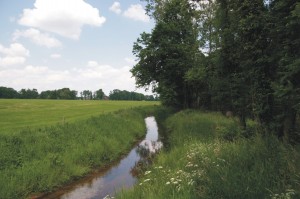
0,0 -> 154,95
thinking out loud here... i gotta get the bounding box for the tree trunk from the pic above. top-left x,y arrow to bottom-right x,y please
280,109 -> 297,142
239,114 -> 247,130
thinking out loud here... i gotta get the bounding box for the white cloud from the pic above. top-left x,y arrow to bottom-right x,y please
0,57 -> 26,67
18,0 -> 106,40
0,43 -> 29,67
0,61 -> 148,95
0,65 -> 72,90
123,4 -> 150,22
13,28 -> 62,48
50,54 -> 61,59
77,61 -> 138,93
110,2 -> 122,14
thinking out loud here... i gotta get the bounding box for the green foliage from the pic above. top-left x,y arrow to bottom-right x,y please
268,0 -> 300,139
0,86 -> 19,98
131,0 -> 199,107
109,89 -> 157,101
94,88 -> 105,100
131,0 -> 300,140
117,110 -> 300,199
18,88 -> 39,99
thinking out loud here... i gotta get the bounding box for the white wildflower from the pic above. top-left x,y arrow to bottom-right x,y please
144,170 -> 151,175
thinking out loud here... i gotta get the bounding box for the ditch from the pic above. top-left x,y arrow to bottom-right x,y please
37,116 -> 163,199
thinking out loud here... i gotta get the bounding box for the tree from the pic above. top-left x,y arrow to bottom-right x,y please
82,90 -> 92,100
131,0 -> 200,107
56,88 -> 77,99
0,87 -> 19,98
19,88 -> 39,99
269,0 -> 300,140
94,89 -> 105,100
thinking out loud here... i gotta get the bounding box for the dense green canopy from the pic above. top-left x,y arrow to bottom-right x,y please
131,0 -> 300,141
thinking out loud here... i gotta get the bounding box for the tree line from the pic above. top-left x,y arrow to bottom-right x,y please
109,89 -> 158,101
0,86 -> 157,101
131,0 -> 299,141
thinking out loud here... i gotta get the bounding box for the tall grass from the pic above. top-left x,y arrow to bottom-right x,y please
0,106 -> 161,199
117,110 -> 300,199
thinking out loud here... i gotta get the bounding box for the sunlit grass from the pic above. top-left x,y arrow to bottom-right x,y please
0,99 -> 159,133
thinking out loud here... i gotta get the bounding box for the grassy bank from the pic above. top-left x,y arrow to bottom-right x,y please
0,106 -> 161,199
0,99 -> 159,133
117,110 -> 300,199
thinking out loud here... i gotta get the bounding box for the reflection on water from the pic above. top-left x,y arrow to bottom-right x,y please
41,117 -> 162,199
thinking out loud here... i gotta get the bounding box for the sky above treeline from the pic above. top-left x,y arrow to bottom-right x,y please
0,0 -> 154,95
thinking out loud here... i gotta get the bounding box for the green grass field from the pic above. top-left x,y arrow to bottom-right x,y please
0,99 -> 159,133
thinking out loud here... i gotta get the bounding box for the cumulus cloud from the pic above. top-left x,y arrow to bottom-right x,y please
0,61 -> 147,94
13,28 -> 62,48
123,4 -> 150,22
0,43 -> 29,67
76,61 -> 137,92
109,2 -> 122,14
18,0 -> 106,40
0,65 -> 72,91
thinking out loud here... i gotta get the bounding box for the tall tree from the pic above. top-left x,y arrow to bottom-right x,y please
185,0 -> 219,109
269,0 -> 300,140
131,0 -> 200,107
213,0 -> 271,129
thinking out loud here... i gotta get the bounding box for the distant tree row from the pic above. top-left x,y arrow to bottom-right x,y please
0,86 -> 157,101
40,88 -> 78,99
0,87 -> 39,99
109,89 -> 158,101
0,87 -> 78,100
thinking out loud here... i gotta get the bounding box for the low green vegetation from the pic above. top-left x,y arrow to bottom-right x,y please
117,110 -> 300,199
0,99 -> 158,133
0,105 -> 161,199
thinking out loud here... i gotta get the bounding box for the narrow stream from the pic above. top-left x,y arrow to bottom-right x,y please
40,116 -> 162,199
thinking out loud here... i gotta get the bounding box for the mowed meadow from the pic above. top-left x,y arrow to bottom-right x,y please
0,99 -> 159,198
0,99 -> 159,133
